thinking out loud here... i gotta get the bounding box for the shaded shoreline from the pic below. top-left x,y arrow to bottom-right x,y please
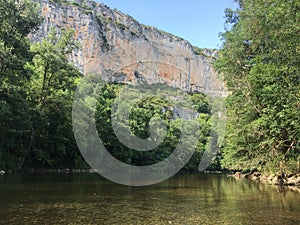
230,171 -> 300,193
1,168 -> 300,193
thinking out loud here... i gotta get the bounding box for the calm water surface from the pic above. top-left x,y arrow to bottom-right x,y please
0,173 -> 300,224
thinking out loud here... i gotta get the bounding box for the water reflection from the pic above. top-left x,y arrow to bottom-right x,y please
0,173 -> 300,224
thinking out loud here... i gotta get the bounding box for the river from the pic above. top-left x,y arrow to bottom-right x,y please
1,173 -> 300,224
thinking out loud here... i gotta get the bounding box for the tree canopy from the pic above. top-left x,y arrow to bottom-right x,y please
215,0 -> 300,174
0,0 -> 84,170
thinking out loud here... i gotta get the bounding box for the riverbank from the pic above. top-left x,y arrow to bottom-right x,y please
0,168 -> 97,175
0,169 -> 225,175
2,168 -> 300,193
231,171 -> 300,193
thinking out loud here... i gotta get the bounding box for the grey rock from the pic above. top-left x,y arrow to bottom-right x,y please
31,0 -> 226,97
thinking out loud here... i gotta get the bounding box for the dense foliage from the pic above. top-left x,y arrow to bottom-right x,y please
94,83 -> 214,171
0,0 -> 84,170
216,0 -> 300,174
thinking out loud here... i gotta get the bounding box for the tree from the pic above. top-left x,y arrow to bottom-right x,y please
94,83 -> 213,170
215,0 -> 300,174
0,0 -> 41,84
23,28 -> 83,168
0,0 -> 41,170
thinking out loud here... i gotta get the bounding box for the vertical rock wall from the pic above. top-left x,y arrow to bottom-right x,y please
31,0 -> 226,96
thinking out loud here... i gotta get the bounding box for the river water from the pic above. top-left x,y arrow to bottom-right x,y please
0,173 -> 300,224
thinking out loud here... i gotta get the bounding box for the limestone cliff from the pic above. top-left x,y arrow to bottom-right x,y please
31,0 -> 226,96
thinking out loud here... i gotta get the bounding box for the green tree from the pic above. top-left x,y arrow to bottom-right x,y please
0,0 -> 41,170
23,28 -> 83,168
0,0 -> 41,84
94,83 -> 213,170
216,0 -> 300,174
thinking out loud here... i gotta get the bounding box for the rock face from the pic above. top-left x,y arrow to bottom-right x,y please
31,0 -> 226,96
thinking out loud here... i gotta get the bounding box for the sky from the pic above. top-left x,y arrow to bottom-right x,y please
96,0 -> 238,49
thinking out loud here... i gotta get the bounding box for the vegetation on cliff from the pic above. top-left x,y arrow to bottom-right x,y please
93,83 -> 215,171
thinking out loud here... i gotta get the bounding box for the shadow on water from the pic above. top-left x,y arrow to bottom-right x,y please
0,173 -> 300,224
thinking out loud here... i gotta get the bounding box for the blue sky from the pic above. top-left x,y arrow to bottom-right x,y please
96,0 -> 238,49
